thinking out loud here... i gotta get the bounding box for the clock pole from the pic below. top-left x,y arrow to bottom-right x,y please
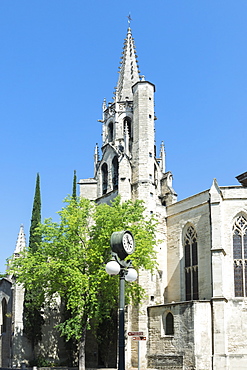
105,230 -> 138,370
119,270 -> 125,370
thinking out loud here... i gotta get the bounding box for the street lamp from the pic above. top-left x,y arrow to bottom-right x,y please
105,231 -> 138,370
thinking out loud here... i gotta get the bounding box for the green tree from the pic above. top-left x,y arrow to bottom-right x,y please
23,173 -> 44,358
10,196 -> 157,370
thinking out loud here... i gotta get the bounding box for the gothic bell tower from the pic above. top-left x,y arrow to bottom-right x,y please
79,25 -> 177,369
79,26 -> 176,209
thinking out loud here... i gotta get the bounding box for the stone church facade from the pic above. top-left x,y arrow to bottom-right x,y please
148,181 -> 247,369
1,26 -> 247,370
0,226 -> 32,368
78,26 -> 247,370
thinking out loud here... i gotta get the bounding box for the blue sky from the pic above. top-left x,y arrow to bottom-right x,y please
1,1 -> 247,273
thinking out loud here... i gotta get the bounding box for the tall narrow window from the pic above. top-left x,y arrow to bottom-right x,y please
112,156 -> 119,190
2,298 -> 7,333
233,215 -> 247,297
184,226 -> 198,300
102,163 -> 108,195
154,164 -> 158,187
108,122 -> 113,142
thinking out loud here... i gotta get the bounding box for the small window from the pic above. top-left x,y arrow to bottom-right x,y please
165,313 -> 174,335
162,312 -> 174,336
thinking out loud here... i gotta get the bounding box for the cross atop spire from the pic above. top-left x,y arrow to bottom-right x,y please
114,26 -> 141,102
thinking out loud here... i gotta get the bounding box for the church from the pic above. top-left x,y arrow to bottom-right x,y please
1,25 -> 247,370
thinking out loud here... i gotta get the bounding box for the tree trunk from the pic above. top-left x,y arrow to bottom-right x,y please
78,326 -> 86,370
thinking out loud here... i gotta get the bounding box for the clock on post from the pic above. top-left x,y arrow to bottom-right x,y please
110,230 -> 135,260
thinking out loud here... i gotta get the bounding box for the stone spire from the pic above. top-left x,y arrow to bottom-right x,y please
14,225 -> 26,256
115,27 -> 141,101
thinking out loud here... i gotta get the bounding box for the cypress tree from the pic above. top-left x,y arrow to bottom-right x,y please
23,173 -> 44,360
72,170 -> 77,200
29,173 -> 41,252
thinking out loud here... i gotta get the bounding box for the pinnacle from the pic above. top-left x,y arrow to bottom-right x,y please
14,225 -> 26,255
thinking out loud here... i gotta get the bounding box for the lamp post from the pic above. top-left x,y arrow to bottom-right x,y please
105,231 -> 138,370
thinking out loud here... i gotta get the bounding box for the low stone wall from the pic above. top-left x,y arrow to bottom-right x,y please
148,355 -> 183,370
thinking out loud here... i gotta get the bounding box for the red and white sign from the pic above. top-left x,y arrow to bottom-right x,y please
132,336 -> 146,341
128,331 -> 144,336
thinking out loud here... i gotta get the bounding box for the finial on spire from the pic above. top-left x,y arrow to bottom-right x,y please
127,13 -> 132,27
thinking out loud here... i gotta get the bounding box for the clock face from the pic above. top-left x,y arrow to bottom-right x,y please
122,232 -> 134,254
110,230 -> 135,260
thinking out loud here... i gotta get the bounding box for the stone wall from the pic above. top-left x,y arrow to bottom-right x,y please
166,190 -> 212,303
0,278 -> 12,368
147,301 -> 212,370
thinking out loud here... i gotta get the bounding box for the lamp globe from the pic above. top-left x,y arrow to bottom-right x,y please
105,260 -> 121,275
125,268 -> 138,282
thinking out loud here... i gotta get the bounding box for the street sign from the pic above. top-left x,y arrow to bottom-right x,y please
132,336 -> 146,341
128,331 -> 144,336
129,333 -> 146,370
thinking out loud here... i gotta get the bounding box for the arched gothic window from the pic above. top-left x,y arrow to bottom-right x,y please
112,156 -> 119,190
233,215 -> 247,297
102,163 -> 108,195
2,298 -> 7,333
184,226 -> 199,300
108,122 -> 113,142
165,312 -> 174,335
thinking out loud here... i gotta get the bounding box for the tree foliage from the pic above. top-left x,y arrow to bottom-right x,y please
23,289 -> 45,347
10,196 -> 157,370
